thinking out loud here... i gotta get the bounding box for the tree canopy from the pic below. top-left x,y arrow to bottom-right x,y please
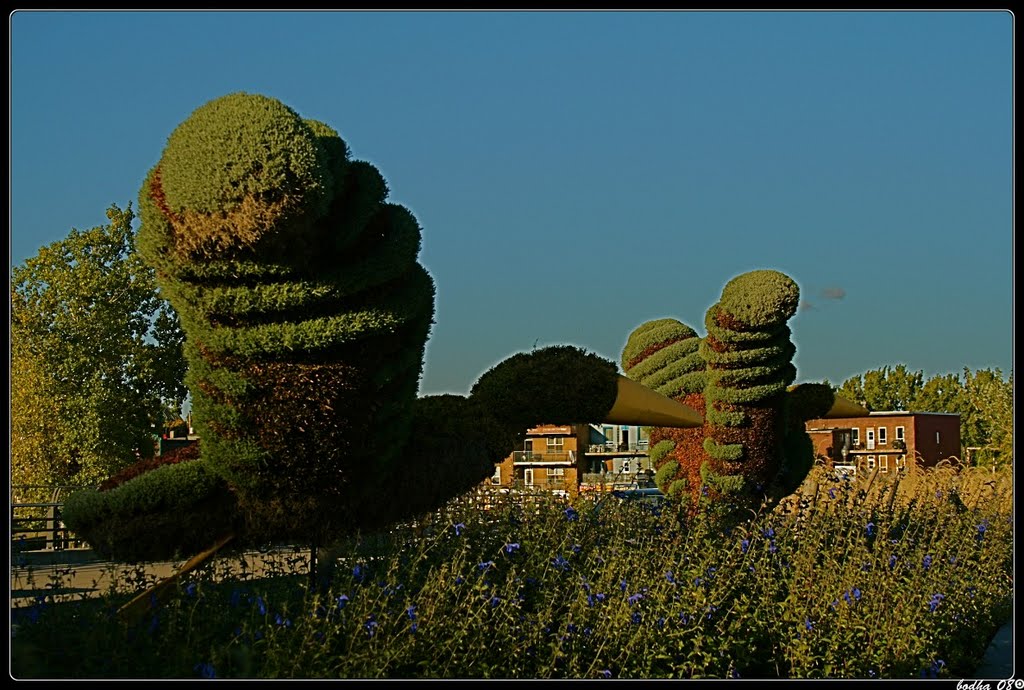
11,204 -> 187,490
836,365 -> 1012,467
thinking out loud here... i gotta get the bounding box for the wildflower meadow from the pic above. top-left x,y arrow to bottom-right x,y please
10,462 -> 1013,679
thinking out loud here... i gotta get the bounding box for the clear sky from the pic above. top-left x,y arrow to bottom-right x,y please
10,10 -> 1014,396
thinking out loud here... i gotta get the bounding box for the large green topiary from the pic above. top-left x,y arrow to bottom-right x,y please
622,269 -> 863,518
64,92 -> 697,562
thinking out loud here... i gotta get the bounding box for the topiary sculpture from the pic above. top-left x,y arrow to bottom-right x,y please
622,269 -> 868,516
62,93 -> 701,577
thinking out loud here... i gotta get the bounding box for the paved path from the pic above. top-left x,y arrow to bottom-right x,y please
11,546 -> 313,608
969,618 -> 1014,680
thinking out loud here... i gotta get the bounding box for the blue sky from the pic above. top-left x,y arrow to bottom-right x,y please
10,10 -> 1014,396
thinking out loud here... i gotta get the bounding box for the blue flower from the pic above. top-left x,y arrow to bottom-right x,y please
929,593 -> 945,613
665,571 -> 675,583
805,618 -> 814,631
410,622 -> 418,634
740,539 -> 750,553
922,554 -> 933,570
230,588 -> 244,608
275,613 -> 291,627
866,522 -> 875,537
564,507 -> 579,522
453,523 -> 466,536
365,615 -> 379,637
353,563 -> 370,584
184,582 -> 197,598
455,576 -> 465,585
828,487 -> 837,499
406,605 -> 417,620
628,593 -> 644,606
193,662 -> 216,679
252,596 -> 267,615
478,560 -> 495,571
889,555 -> 898,569
552,554 -> 570,572
852,587 -> 862,601
571,543 -> 582,554
620,579 -> 628,592
490,596 -> 501,608
763,527 -> 775,538
336,594 -> 350,610
505,542 -> 521,555
599,670 -> 613,678
630,612 -> 642,625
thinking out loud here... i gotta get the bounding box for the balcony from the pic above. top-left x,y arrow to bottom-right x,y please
513,450 -> 576,465
587,441 -> 649,454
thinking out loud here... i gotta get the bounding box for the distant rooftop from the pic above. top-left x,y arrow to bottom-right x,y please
867,410 -> 959,417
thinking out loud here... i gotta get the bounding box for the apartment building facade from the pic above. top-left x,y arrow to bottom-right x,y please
487,423 -> 651,497
805,411 -> 961,475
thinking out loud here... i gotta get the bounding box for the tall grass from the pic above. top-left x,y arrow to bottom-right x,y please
11,463 -> 1013,679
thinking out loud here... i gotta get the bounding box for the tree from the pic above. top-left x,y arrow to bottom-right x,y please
10,204 -> 187,488
838,365 -> 924,411
961,367 -> 1013,467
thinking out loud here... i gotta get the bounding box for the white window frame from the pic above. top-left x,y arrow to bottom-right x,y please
877,427 -> 887,446
548,467 -> 565,478
866,428 -> 875,450
936,432 -> 941,444
491,465 -> 502,485
524,468 -> 534,486
880,455 -> 889,473
547,436 -> 565,451
622,459 -> 631,474
851,428 -> 860,446
895,426 -> 905,441
867,455 -> 876,471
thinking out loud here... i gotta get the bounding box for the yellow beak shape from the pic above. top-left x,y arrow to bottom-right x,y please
604,375 -> 704,428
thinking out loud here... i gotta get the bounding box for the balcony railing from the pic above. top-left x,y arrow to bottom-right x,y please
513,450 -> 576,465
587,441 -> 649,454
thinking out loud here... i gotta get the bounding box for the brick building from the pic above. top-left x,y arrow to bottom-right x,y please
805,411 -> 961,475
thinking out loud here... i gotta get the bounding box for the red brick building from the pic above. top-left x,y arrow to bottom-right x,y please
805,411 -> 961,475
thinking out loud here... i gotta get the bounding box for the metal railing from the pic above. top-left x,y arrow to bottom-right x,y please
587,441 -> 649,453
11,485 -> 89,552
512,450 -> 576,465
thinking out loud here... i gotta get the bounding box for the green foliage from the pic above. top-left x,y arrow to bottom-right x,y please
10,204 -> 187,487
621,318 -> 698,369
703,438 -> 745,462
470,346 -> 619,436
19,466 -> 1011,679
786,383 -> 837,422
622,319 -> 705,399
654,457 -> 680,491
836,365 -> 1013,467
717,270 -> 800,329
61,460 -> 237,561
159,92 -> 332,222
649,440 -> 676,466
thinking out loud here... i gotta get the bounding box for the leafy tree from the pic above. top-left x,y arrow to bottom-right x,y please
838,365 -> 1012,467
10,204 -> 187,488
837,365 -> 923,411
961,367 -> 1013,467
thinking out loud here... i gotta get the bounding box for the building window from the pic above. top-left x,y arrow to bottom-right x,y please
547,436 -> 564,451
851,428 -> 860,447
491,465 -> 501,485
897,455 -> 907,471
895,426 -> 905,441
936,432 -> 940,444
867,455 -> 876,471
622,459 -> 631,474
524,468 -> 534,486
549,467 -> 565,477
877,427 -> 887,445
880,455 -> 889,473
